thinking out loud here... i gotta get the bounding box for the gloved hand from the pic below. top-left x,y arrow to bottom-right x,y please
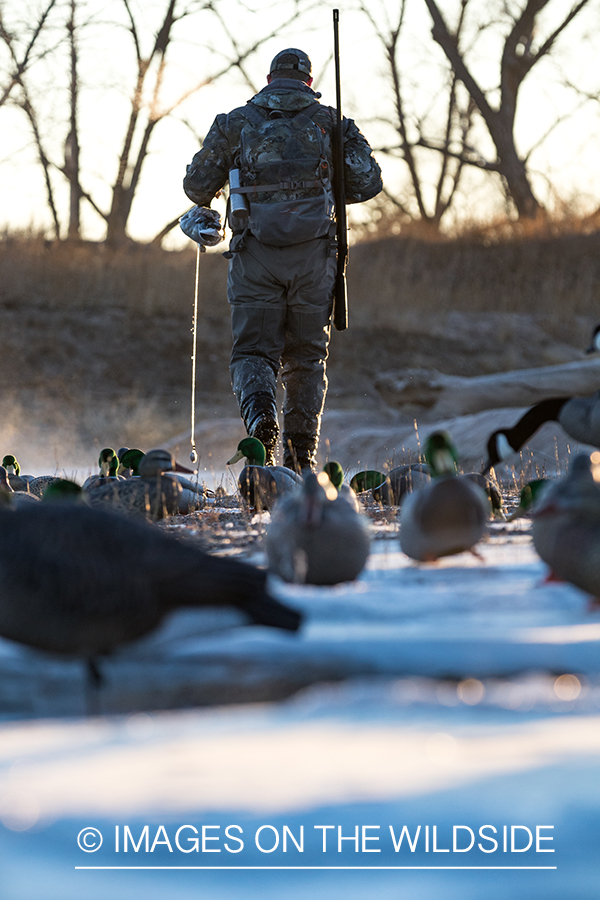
179,206 -> 223,246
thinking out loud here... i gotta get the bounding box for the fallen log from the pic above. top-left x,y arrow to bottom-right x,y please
375,357 -> 600,420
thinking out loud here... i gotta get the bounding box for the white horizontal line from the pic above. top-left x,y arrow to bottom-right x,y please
75,866 -> 558,871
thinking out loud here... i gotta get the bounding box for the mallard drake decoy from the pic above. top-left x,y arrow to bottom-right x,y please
0,502 -> 301,692
82,448 -> 124,491
507,477 -> 550,521
322,460 -> 360,510
1,455 -> 35,492
484,393 -> 600,472
86,449 -> 183,520
42,479 -> 84,503
351,464 -> 431,506
400,431 -> 489,562
266,472 -> 371,584
531,454 -> 600,597
227,437 -> 302,510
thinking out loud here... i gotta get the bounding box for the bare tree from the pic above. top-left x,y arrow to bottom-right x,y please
0,0 -> 58,107
358,0 -> 475,234
1,0 -> 313,244
422,0 -> 591,220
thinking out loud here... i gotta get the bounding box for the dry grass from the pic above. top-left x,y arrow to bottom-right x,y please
2,228 -> 600,336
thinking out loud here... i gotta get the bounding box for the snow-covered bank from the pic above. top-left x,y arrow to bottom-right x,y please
1,679 -> 599,899
2,528 -> 599,718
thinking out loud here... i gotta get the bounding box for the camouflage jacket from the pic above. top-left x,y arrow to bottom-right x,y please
183,79 -> 383,208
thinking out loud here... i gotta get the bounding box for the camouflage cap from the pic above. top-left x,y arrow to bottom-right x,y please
269,48 -> 312,78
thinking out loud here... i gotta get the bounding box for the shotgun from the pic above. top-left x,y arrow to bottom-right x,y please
332,8 -> 348,332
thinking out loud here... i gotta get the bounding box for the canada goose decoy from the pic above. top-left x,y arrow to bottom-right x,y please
484,394 -> 600,472
531,454 -> 600,598
351,464 -> 431,506
266,472 -> 371,584
400,431 -> 489,562
322,460 -> 360,510
227,437 -> 302,510
86,449 -> 183,521
0,502 -> 301,699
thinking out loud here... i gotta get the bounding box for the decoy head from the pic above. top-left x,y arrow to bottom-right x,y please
98,448 -> 118,477
323,460 -> 344,490
2,455 -> 20,475
300,472 -> 336,526
585,323 -> 600,354
119,448 -> 145,476
349,470 -> 387,494
139,449 -> 175,478
483,430 -> 515,474
424,431 -> 458,477
227,437 -> 266,467
42,479 -> 83,503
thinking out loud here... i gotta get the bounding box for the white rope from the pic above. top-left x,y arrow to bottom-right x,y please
189,243 -> 203,467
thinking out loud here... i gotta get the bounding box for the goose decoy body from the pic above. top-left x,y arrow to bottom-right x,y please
484,394 -> 600,472
227,437 -> 302,510
531,454 -> 600,598
400,431 -> 489,562
85,449 -> 183,520
266,472 -> 371,584
0,503 -> 301,672
351,464 -> 431,506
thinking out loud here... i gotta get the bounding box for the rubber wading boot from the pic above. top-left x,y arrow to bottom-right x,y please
283,432 -> 318,475
241,392 -> 279,467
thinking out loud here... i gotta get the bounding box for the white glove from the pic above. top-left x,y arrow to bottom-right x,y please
179,206 -> 223,246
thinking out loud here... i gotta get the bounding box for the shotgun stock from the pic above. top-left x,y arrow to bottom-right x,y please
332,8 -> 348,332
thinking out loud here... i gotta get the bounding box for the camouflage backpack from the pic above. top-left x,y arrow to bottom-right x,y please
230,102 -> 336,246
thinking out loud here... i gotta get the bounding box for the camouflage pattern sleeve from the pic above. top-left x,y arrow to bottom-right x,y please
342,117 -> 383,205
183,114 -> 234,206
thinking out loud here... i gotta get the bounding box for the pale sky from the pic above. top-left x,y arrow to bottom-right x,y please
1,0 -> 599,244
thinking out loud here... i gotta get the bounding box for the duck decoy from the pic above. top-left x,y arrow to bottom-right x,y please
227,437 -> 302,510
42,478 -> 85,503
351,464 -> 431,506
0,502 -> 301,700
0,466 -> 39,507
531,454 -> 600,598
266,471 -> 371,584
116,448 -> 144,478
400,431 -> 489,562
86,449 -> 183,520
322,460 -> 360,510
1,455 -> 35,492
82,448 -> 124,491
484,394 -> 600,472
507,477 -> 550,521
